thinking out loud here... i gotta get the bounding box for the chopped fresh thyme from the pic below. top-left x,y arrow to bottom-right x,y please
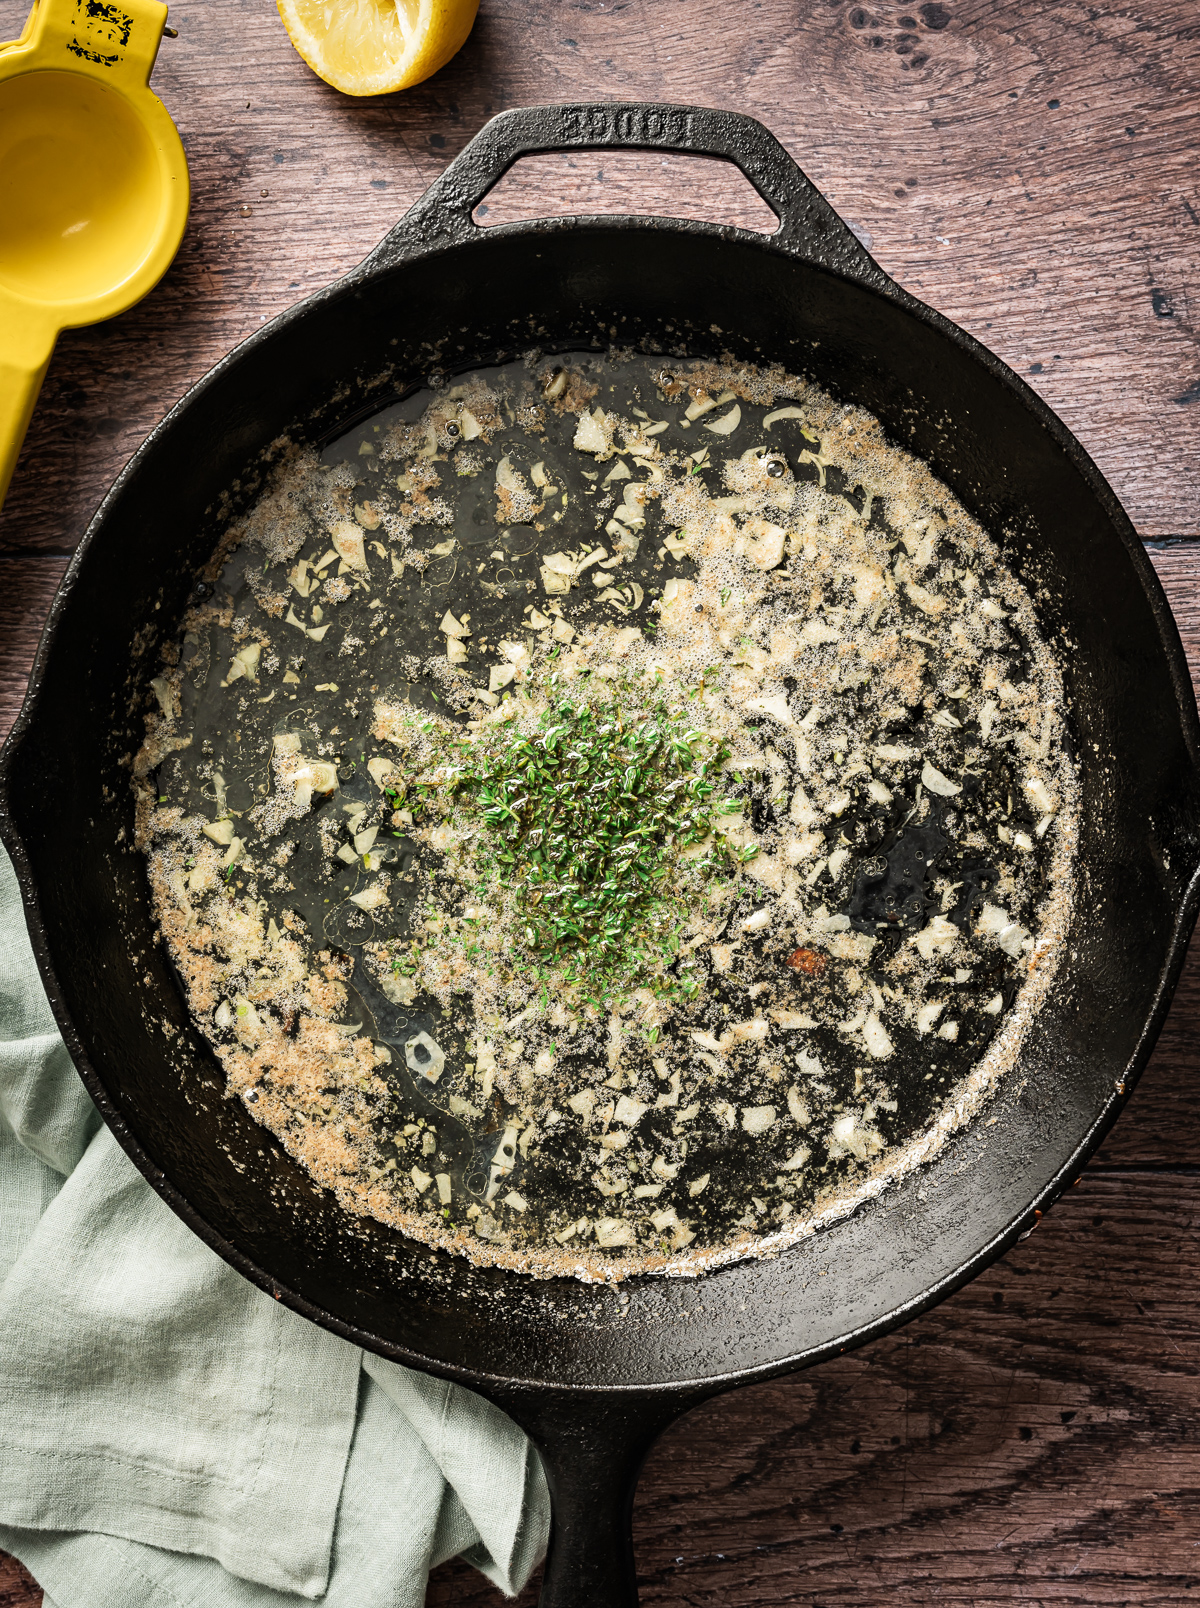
459,700 -> 732,987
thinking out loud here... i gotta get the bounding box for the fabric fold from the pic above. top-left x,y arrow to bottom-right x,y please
364,1357 -> 550,1596
0,1120 -> 364,1596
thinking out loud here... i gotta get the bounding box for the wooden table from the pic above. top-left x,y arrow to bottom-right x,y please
2,0 -> 1199,1600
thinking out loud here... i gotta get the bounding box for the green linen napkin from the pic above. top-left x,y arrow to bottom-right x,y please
0,845 -> 549,1607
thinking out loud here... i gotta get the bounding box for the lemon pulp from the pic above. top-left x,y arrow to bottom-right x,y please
277,0 -> 478,96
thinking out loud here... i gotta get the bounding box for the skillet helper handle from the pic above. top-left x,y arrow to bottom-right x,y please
365,101 -> 890,286
0,301 -> 55,512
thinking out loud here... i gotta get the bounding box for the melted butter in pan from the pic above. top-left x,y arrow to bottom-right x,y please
136,352 -> 1078,1280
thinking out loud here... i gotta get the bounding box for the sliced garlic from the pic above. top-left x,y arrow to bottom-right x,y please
330,519 -> 367,571
741,1105 -> 776,1135
704,403 -> 741,435
921,759 -> 961,796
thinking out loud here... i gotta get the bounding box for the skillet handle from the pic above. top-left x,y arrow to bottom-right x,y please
361,101 -> 890,287
491,1386 -> 700,1608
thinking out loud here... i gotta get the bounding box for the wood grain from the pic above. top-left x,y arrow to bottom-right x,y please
0,1554 -> 39,1608
2,0 -> 1200,1601
0,559 -> 69,743
0,0 -> 1198,553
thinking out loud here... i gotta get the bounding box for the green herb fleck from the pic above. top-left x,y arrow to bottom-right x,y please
455,698 -> 735,994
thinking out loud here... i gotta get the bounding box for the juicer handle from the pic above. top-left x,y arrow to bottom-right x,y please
363,101 -> 893,290
4,0 -> 171,88
0,307 -> 54,512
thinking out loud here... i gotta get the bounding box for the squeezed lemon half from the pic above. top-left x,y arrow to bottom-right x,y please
277,0 -> 479,96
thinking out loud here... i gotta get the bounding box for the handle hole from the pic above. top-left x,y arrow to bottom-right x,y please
471,151 -> 779,235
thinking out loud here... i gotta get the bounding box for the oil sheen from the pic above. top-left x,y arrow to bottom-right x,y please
135,352 -> 1077,1281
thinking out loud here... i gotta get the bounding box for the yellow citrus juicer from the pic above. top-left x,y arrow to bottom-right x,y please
0,0 -> 189,509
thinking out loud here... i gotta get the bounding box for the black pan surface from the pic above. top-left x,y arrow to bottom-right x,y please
3,104 -> 1199,1605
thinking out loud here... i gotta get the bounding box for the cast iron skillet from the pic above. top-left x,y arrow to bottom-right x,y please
3,103 -> 1199,1604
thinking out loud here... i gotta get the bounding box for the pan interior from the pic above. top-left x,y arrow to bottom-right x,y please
138,343 -> 1076,1288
